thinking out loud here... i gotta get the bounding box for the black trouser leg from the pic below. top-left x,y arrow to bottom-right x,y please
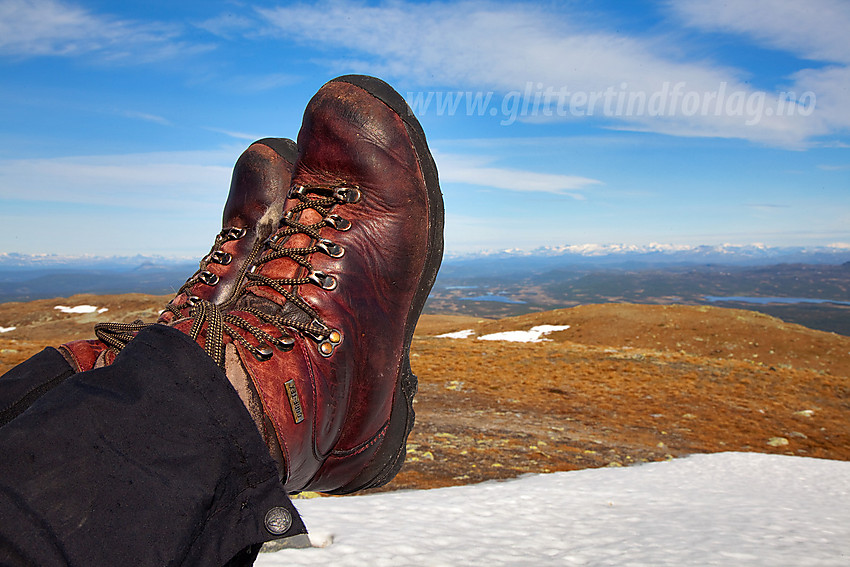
0,347 -> 75,428
0,325 -> 304,566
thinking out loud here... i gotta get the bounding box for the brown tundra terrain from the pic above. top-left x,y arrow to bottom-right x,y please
1,294 -> 848,492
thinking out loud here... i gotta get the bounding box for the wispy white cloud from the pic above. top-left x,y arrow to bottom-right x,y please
205,127 -> 265,141
669,0 -> 850,64
817,141 -> 850,149
669,0 -> 850,143
256,0 -> 845,147
0,148 -> 245,255
120,110 -> 171,126
435,152 -> 600,198
0,0 -> 209,62
0,149 -> 236,208
195,12 -> 255,39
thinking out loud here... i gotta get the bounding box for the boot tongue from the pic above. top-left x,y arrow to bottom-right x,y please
251,193 -> 326,282
234,293 -> 314,328
238,187 -> 333,325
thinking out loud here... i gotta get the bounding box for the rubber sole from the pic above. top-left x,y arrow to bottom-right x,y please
326,74 -> 445,494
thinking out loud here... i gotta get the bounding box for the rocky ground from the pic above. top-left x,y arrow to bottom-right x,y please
1,295 -> 848,493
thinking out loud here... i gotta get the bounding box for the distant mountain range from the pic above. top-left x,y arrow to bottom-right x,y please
444,242 -> 850,267
0,253 -> 197,271
4,244 -> 849,271
429,245 -> 850,336
0,254 -> 198,303
437,244 -> 850,283
2,244 -> 849,308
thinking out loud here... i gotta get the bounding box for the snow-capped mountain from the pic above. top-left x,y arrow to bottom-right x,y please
0,252 -> 196,270
444,242 -> 850,266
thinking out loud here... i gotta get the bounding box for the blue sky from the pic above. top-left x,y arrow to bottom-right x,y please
1,0 -> 848,258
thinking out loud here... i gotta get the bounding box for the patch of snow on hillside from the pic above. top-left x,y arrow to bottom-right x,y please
54,305 -> 108,314
435,329 -> 475,339
0,326 -> 15,333
477,325 -> 570,343
257,453 -> 850,566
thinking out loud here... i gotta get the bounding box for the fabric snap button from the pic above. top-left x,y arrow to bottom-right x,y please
264,507 -> 293,535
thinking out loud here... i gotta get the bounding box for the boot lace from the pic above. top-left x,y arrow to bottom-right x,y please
94,183 -> 357,366
161,226 -> 247,318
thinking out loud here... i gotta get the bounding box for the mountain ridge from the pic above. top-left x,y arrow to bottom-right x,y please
443,242 -> 850,267
4,242 -> 850,268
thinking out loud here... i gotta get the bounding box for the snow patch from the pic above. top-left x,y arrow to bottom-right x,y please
257,453 -> 850,566
477,325 -> 570,343
435,329 -> 475,339
0,326 -> 15,333
54,305 -> 108,314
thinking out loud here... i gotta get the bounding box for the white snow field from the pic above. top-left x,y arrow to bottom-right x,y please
53,305 -> 108,314
477,324 -> 570,343
258,453 -> 850,566
434,329 -> 476,339
435,325 -> 572,343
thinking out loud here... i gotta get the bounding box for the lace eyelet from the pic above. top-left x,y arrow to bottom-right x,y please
333,186 -> 361,204
288,185 -> 307,198
198,271 -> 220,286
225,227 -> 247,240
308,270 -> 337,290
187,295 -> 201,305
305,320 -> 330,342
273,335 -> 296,351
324,214 -> 351,231
317,329 -> 342,357
317,239 -> 344,258
253,343 -> 274,361
210,251 -> 232,265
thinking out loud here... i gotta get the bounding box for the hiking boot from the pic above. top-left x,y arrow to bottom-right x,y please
278,75 -> 443,493
130,75 -> 444,494
159,138 -> 298,322
94,75 -> 442,493
57,138 -> 298,372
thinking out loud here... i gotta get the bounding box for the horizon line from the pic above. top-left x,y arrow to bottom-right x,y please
2,241 -> 850,264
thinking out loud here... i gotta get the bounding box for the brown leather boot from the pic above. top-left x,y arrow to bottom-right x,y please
57,138 -> 298,372
278,75 -> 443,493
132,75 -> 443,494
160,138 -> 298,321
